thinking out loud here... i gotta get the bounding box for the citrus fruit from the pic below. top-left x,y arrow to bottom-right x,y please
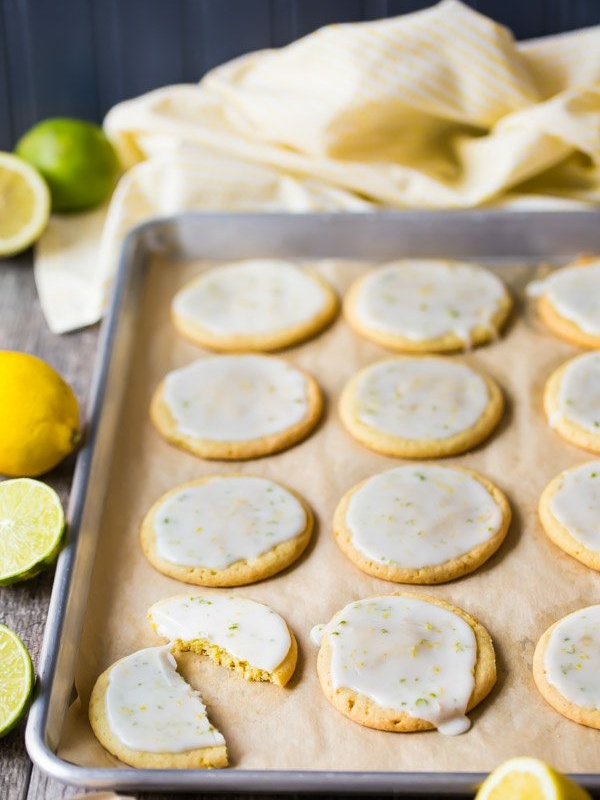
0,351 -> 80,477
15,118 -> 120,212
475,756 -> 591,800
0,152 -> 50,257
0,478 -> 65,585
0,624 -> 34,736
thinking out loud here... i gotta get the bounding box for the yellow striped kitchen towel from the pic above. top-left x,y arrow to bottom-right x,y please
35,0 -> 600,333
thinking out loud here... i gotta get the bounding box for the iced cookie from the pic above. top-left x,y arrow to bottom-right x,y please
172,259 -> 338,351
533,605 -> 600,729
338,357 -> 504,458
539,461 -> 600,571
527,259 -> 600,348
150,354 -> 323,460
149,594 -> 297,686
345,260 -> 511,352
141,475 -> 313,586
333,465 -> 510,583
88,645 -> 227,768
544,352 -> 600,454
311,593 -> 496,734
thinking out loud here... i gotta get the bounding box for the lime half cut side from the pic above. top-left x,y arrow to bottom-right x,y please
0,478 -> 65,585
0,624 -> 34,737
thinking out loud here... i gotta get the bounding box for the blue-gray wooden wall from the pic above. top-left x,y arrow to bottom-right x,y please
1,0 -> 599,149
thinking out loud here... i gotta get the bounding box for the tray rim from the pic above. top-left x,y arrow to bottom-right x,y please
25,209 -> 600,794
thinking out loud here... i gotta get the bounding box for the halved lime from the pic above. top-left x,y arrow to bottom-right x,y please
0,624 -> 34,737
0,478 -> 65,585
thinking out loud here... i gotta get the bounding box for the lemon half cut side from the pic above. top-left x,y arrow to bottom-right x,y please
0,152 -> 50,257
475,756 -> 591,800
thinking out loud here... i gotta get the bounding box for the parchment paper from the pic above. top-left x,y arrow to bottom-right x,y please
58,255 -> 600,774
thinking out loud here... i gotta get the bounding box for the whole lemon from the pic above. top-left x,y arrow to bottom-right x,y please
0,352 -> 80,477
15,118 -> 120,213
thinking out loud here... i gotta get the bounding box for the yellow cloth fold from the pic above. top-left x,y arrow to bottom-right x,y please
105,0 -> 600,207
35,0 -> 600,333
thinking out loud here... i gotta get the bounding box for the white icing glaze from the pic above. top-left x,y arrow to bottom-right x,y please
345,466 -> 503,569
173,259 -> 328,336
310,624 -> 325,646
105,645 -> 225,752
313,596 -> 477,735
352,358 -> 490,440
153,476 -> 307,569
549,461 -> 600,551
162,355 -> 310,441
354,260 -> 506,345
554,352 -> 600,434
549,409 -> 563,429
527,262 -> 600,335
148,594 -> 291,673
526,279 -> 547,297
544,605 -> 600,709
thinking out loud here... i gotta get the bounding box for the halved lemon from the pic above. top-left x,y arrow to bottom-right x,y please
0,152 -> 50,257
475,757 -> 591,800
0,624 -> 34,737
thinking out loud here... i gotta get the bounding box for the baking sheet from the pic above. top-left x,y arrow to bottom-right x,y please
55,253 -> 600,775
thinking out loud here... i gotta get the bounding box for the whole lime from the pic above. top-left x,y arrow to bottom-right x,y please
15,118 -> 120,213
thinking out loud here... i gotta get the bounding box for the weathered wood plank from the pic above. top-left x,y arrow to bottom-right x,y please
0,250 -> 98,800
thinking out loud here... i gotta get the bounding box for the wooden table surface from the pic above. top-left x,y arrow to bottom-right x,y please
0,252 -> 596,800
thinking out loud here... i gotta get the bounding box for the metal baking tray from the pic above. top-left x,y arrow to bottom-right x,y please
26,211 -> 600,795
